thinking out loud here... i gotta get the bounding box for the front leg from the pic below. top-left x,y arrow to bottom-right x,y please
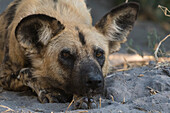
18,68 -> 72,103
0,63 -> 28,91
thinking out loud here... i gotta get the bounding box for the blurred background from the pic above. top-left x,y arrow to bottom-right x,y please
0,0 -> 170,70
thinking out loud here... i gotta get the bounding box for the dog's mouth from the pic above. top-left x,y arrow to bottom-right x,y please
85,87 -> 104,96
85,91 -> 101,98
65,83 -> 103,96
68,85 -> 104,97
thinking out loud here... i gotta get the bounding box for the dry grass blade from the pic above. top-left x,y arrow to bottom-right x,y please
116,68 -> 131,72
122,97 -> 126,104
110,95 -> 114,102
154,34 -> 170,61
158,5 -> 170,17
99,97 -> 102,108
138,74 -> 144,77
65,99 -> 74,113
123,57 -> 129,69
78,111 -> 88,113
125,0 -> 128,3
134,106 -> 147,112
0,105 -> 14,112
146,86 -> 159,95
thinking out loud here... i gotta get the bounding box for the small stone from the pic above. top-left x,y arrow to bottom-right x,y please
75,102 -> 80,107
81,102 -> 88,109
83,97 -> 88,103
89,98 -> 94,102
90,103 -> 97,109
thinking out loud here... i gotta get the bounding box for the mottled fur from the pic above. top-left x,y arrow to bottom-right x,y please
0,0 -> 139,108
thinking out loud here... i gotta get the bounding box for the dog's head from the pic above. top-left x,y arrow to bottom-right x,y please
15,2 -> 139,96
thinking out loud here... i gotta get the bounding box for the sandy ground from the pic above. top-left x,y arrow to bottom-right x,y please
0,63 -> 169,113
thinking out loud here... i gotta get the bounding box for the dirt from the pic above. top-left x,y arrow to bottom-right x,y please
0,62 -> 169,113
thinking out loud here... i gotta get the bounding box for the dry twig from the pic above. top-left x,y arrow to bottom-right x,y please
78,111 -> 88,113
99,97 -> 102,108
154,34 -> 170,61
0,105 -> 14,112
138,74 -> 144,77
147,86 -> 159,95
158,5 -> 170,17
110,95 -> 114,102
65,99 -> 74,113
122,97 -> 126,104
125,0 -> 128,3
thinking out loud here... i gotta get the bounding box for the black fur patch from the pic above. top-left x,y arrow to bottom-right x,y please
78,32 -> 86,45
75,27 -> 86,45
18,20 -> 44,50
53,0 -> 58,2
112,32 -> 123,40
116,13 -> 134,30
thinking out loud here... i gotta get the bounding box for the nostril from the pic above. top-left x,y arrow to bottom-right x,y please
98,80 -> 102,84
86,80 -> 92,85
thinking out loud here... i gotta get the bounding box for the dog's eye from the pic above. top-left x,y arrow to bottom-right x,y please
95,49 -> 104,58
94,48 -> 105,67
59,49 -> 75,68
96,52 -> 103,58
61,50 -> 71,59
62,52 -> 70,58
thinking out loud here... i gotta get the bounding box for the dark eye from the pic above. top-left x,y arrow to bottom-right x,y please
94,48 -> 105,67
59,49 -> 75,68
96,52 -> 103,58
61,50 -> 71,59
95,49 -> 104,58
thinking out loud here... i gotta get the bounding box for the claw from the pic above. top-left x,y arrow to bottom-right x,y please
17,74 -> 21,79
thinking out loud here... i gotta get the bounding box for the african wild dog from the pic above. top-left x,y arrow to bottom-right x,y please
0,0 -> 139,109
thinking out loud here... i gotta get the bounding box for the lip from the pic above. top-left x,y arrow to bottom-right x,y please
79,86 -> 104,97
87,87 -> 104,95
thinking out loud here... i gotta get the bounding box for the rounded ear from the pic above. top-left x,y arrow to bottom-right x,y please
95,2 -> 139,54
15,14 -> 65,51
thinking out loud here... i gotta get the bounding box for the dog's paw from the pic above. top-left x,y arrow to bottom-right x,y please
18,68 -> 32,80
17,68 -> 34,86
74,96 -> 98,109
38,90 -> 59,103
38,89 -> 70,103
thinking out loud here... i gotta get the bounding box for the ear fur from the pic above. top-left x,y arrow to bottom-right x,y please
95,2 -> 139,53
15,14 -> 65,51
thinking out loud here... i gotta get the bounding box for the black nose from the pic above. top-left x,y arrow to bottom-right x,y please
86,74 -> 103,90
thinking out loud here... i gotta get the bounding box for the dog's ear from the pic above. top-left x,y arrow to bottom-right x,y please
95,2 -> 139,54
15,14 -> 65,51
